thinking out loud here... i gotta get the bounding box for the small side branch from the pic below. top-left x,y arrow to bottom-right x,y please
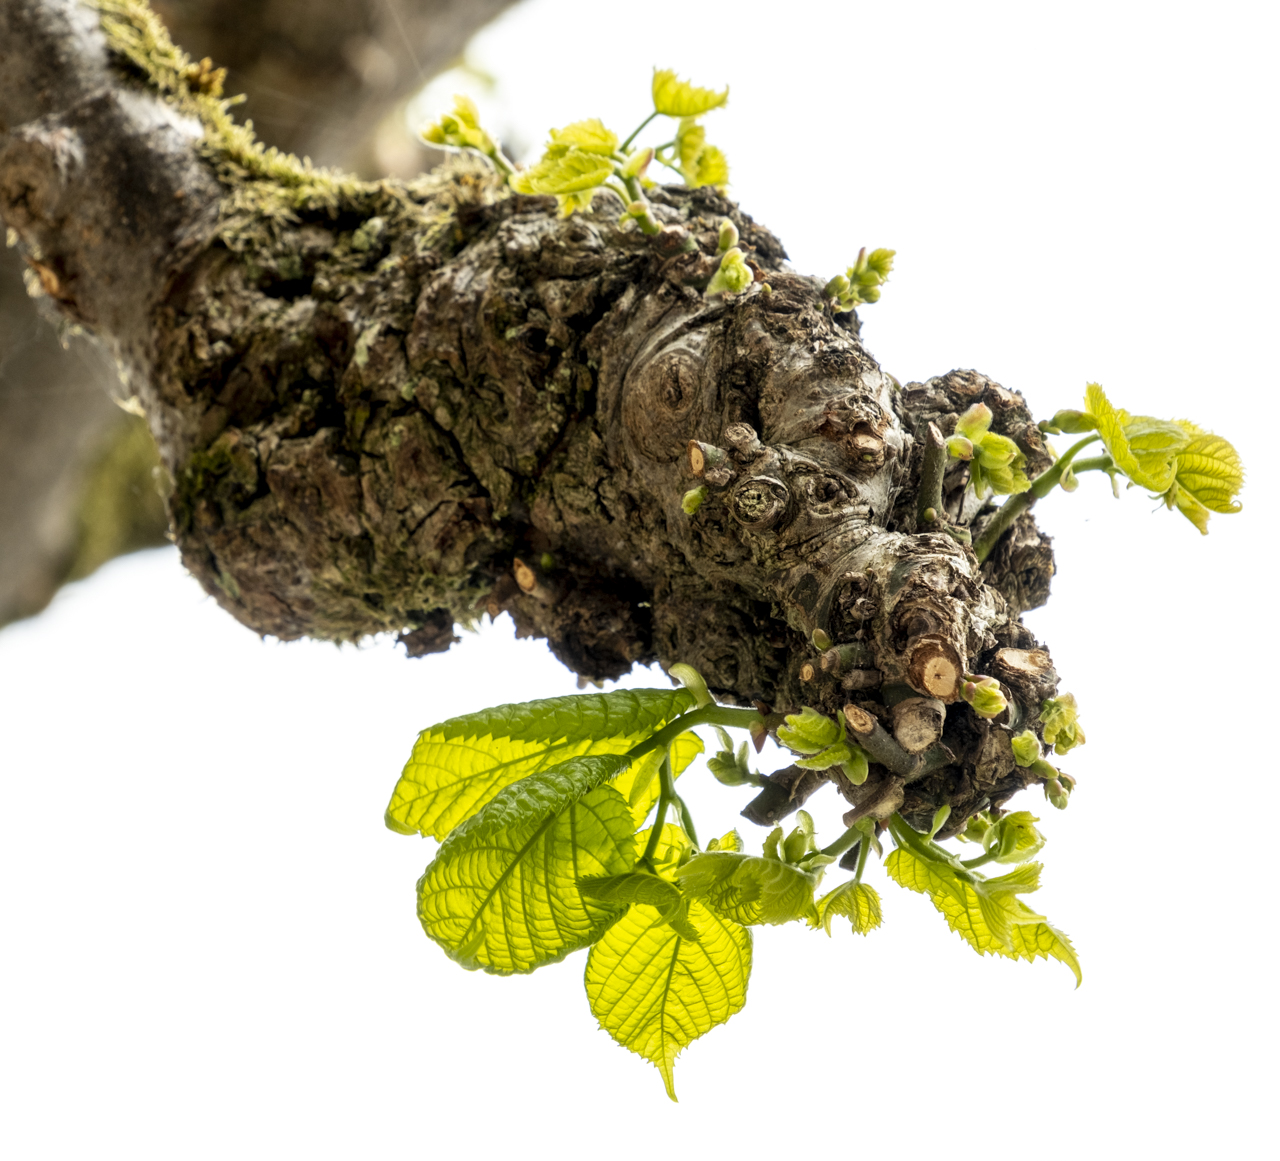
916,422 -> 948,529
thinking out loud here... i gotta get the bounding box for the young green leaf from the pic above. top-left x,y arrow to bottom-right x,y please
1085,383 -> 1190,493
813,880 -> 882,936
385,688 -> 694,839
1040,693 -> 1085,755
982,811 -> 1046,864
1162,425 -> 1244,534
636,822 -> 693,879
422,94 -> 498,155
776,706 -> 843,755
417,754 -> 635,974
546,118 -> 619,156
511,150 -> 616,196
585,898 -> 750,1101
705,247 -> 753,296
677,849 -> 822,926
652,69 -> 729,117
886,841 -> 1080,985
578,871 -> 701,941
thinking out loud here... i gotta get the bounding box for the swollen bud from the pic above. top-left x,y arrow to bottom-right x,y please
1048,409 -> 1098,434
824,273 -> 851,298
955,403 -> 993,441
717,217 -> 739,253
705,247 -> 754,296
812,628 -> 832,651
946,434 -> 975,460
1040,693 -> 1086,754
961,676 -> 1008,719
682,486 -> 707,515
1044,779 -> 1070,810
621,147 -> 654,180
1011,729 -> 1042,767
1059,464 -> 1080,493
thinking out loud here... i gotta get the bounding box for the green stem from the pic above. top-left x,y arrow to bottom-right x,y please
1068,455 -> 1114,474
641,750 -> 674,864
960,849 -> 999,870
625,705 -> 763,764
853,830 -> 872,885
487,148 -> 515,178
973,434 -> 1100,563
886,814 -> 978,885
620,110 -> 659,152
820,824 -> 864,860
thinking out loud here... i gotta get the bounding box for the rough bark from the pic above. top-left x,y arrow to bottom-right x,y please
0,0 -> 515,627
0,0 -> 1064,832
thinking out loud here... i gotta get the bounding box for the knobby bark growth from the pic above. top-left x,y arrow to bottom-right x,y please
0,0 -> 1061,835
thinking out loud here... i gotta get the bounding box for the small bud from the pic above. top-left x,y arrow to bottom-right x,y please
824,273 -> 851,298
961,675 -> 1008,720
1048,408 -> 1098,434
681,486 -> 707,515
812,628 -> 832,651
922,506 -> 938,523
1044,779 -> 1070,810
717,217 -> 739,253
748,719 -> 767,753
621,147 -> 654,180
668,662 -> 713,708
539,552 -> 556,573
983,810 -> 1046,863
708,750 -> 750,786
1040,694 -> 1086,755
705,247 -> 754,296
960,812 -> 994,844
954,403 -> 993,441
1010,729 -> 1042,768
1058,772 -> 1077,792
1059,464 -> 1079,493
928,804 -> 952,839
946,434 -> 975,461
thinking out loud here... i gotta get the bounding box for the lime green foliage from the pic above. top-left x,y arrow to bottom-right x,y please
814,881 -> 883,936
390,665 -> 1081,1096
825,247 -> 896,310
385,688 -> 694,839
1040,694 -> 1086,755
682,485 -> 708,514
705,248 -> 754,297
423,95 -> 514,176
886,818 -> 1080,986
651,69 -> 730,116
960,675 -> 1009,720
777,707 -> 869,783
1011,730 -> 1042,767
586,897 -> 750,1101
954,403 -> 1033,497
1079,384 -> 1243,533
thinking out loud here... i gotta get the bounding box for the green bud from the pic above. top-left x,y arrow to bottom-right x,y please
717,217 -> 739,253
1010,729 -> 1042,767
955,402 -> 993,441
1040,694 -> 1086,755
961,676 -> 1008,719
1048,408 -> 1098,434
928,804 -> 952,839
946,434 -> 975,460
812,628 -> 832,651
824,273 -> 851,298
708,750 -> 749,786
1060,464 -> 1079,492
621,147 -> 654,180
777,707 -> 843,755
682,486 -> 707,515
982,810 -> 1046,863
1058,772 -> 1077,792
960,812 -> 994,844
841,744 -> 869,786
706,246 -> 754,296
1044,779 -> 1069,810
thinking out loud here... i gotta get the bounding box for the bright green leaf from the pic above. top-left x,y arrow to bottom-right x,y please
814,880 -> 882,935
547,118 -> 619,155
636,822 -> 693,879
705,247 -> 753,296
983,811 -> 1046,864
677,850 -> 822,926
385,688 -> 694,839
511,149 -> 616,195
1164,425 -> 1244,534
417,755 -> 635,974
885,843 -> 1080,985
706,829 -> 743,853
777,707 -> 843,755
585,898 -> 750,1101
652,69 -> 729,117
685,143 -> 729,190
1085,383 -> 1189,493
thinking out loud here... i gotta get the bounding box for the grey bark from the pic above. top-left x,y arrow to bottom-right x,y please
0,0 -> 515,627
0,0 -> 1064,833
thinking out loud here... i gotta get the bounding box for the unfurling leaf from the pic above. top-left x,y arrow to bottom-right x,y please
706,829 -> 744,853
422,94 -> 500,157
705,247 -> 753,296
554,189 -> 596,218
636,822 -> 693,879
814,880 -> 882,935
678,849 -> 823,926
585,898 -> 750,1101
961,676 -> 1008,719
578,871 -> 700,941
828,246 -> 895,310
385,687 -> 694,839
1011,729 -> 1042,767
1084,383 -> 1189,493
886,839 -> 1080,985
652,68 -> 729,117
511,149 -> 616,196
776,706 -> 843,755
1040,693 -> 1085,755
982,811 -> 1046,864
417,755 -> 635,974
546,118 -> 619,156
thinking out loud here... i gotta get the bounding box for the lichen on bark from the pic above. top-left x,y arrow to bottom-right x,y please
0,0 -> 1064,835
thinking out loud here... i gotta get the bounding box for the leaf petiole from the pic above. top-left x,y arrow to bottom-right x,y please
619,110 -> 659,152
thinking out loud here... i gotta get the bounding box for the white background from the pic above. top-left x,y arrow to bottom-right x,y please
3,0 -> 1276,1155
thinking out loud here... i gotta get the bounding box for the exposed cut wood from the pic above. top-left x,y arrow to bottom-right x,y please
891,697 -> 946,754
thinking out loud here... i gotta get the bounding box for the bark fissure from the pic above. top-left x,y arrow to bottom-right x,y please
0,0 -> 1062,832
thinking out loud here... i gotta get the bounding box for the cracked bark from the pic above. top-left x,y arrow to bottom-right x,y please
0,0 -> 1064,833
0,0 -> 517,627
